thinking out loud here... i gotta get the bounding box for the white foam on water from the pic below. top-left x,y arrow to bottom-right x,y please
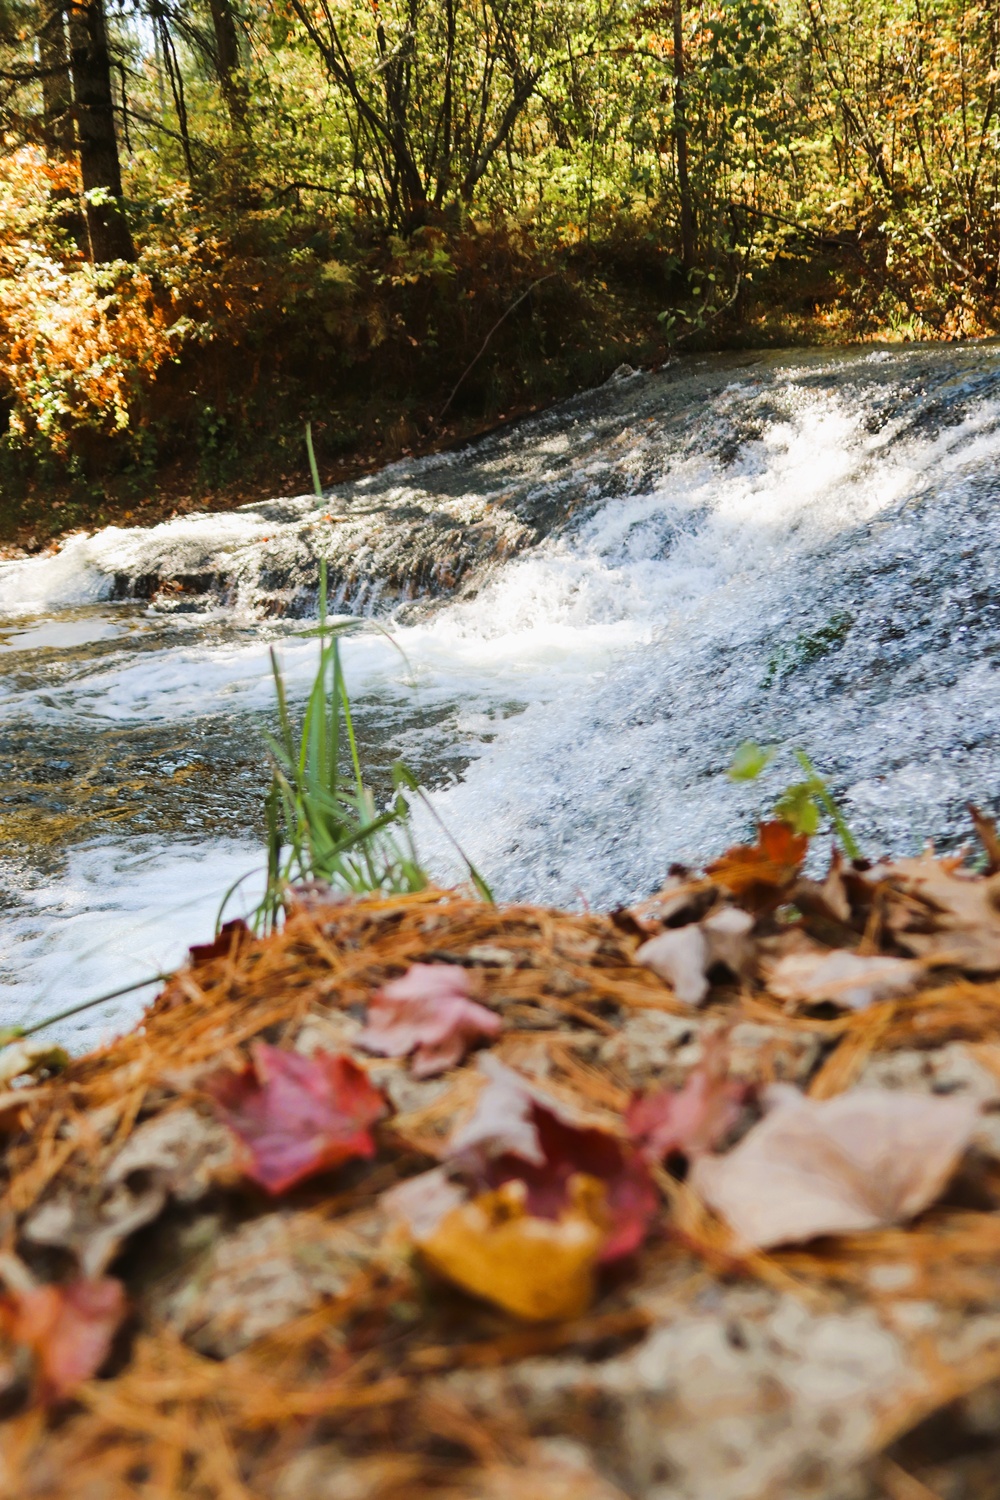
4,358 -> 1000,1041
0,383 -> 920,726
0,510 -> 276,617
411,384 -> 1000,902
0,841 -> 264,1051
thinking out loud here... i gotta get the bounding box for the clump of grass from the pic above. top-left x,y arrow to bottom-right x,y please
247,560 -> 492,933
252,565 -> 427,931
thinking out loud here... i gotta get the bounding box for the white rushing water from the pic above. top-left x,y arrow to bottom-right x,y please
2,345 -> 1000,1045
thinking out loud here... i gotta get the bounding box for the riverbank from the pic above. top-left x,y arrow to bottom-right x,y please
4,821 -> 1000,1498
0,225 -> 908,555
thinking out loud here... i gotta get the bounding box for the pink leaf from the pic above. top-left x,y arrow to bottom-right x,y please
359,963 -> 501,1078
449,1054 -> 547,1165
204,1044 -> 387,1195
1,1276 -> 126,1403
627,1033 -> 750,1163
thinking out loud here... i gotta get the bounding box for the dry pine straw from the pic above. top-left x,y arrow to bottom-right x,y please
4,887 -> 1000,1497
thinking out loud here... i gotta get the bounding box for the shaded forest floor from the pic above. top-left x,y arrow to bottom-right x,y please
0,238 -> 901,555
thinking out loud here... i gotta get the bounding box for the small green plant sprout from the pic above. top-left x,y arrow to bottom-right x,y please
305,421 -> 323,500
786,751 -> 863,860
728,740 -> 774,781
773,778 -> 821,837
727,741 -> 863,859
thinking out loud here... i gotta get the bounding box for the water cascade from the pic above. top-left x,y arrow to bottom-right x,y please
3,344 -> 1000,1045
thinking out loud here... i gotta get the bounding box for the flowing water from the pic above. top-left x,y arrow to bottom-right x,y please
3,343 -> 1000,1047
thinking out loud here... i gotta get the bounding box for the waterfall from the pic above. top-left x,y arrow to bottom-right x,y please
3,344 -> 1000,1044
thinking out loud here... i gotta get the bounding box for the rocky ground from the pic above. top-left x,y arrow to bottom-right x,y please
4,818 -> 1000,1499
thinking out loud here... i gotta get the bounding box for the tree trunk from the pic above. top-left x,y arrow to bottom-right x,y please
672,0 -> 695,269
38,1 -> 74,154
68,0 -> 135,262
207,0 -> 249,131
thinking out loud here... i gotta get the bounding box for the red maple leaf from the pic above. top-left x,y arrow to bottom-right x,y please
452,1060 -> 657,1264
0,1276 -> 126,1404
204,1044 -> 387,1194
189,918 -> 250,968
485,1106 -> 658,1263
359,963 -> 500,1077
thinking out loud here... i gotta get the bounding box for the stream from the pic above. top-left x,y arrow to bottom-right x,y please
2,343 -> 1000,1047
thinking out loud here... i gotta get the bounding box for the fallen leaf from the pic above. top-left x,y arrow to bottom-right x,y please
359,963 -> 500,1078
767,949 -> 921,1011
969,803 -> 1000,875
448,1058 -> 657,1264
621,873 -> 718,935
636,925 -> 709,1005
627,1033 -> 749,1162
0,1039 -> 69,1089
706,821 -> 809,910
204,1044 -> 387,1194
448,1053 -> 549,1165
791,858 -> 851,924
189,918 -> 250,967
22,1107 -> 237,1277
383,1167 -> 468,1239
419,1176 -> 606,1321
636,905 -> 754,1006
876,854 -> 1000,974
691,1088 -> 979,1249
0,1276 -> 126,1403
285,881 -> 352,914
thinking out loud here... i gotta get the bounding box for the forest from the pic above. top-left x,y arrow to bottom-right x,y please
0,0 -> 998,538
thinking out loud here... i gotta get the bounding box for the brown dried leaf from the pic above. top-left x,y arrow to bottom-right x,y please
705,821 -> 809,911
969,803 -> 1000,875
22,1107 -> 236,1277
691,1088 -> 980,1249
635,906 -> 754,1006
879,854 -> 1000,973
622,874 -> 718,935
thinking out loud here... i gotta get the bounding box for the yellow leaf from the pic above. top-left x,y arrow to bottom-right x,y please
419,1176 -> 606,1322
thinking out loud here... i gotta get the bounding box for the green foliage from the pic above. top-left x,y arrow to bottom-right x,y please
1,0 -> 998,501
248,562 -> 493,930
728,740 -> 774,781
773,778 -> 821,837
727,742 -> 862,858
253,566 -> 429,932
762,611 -> 854,688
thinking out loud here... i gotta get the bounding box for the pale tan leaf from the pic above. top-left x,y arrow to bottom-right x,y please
691,1088 -> 979,1249
767,949 -> 921,1012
